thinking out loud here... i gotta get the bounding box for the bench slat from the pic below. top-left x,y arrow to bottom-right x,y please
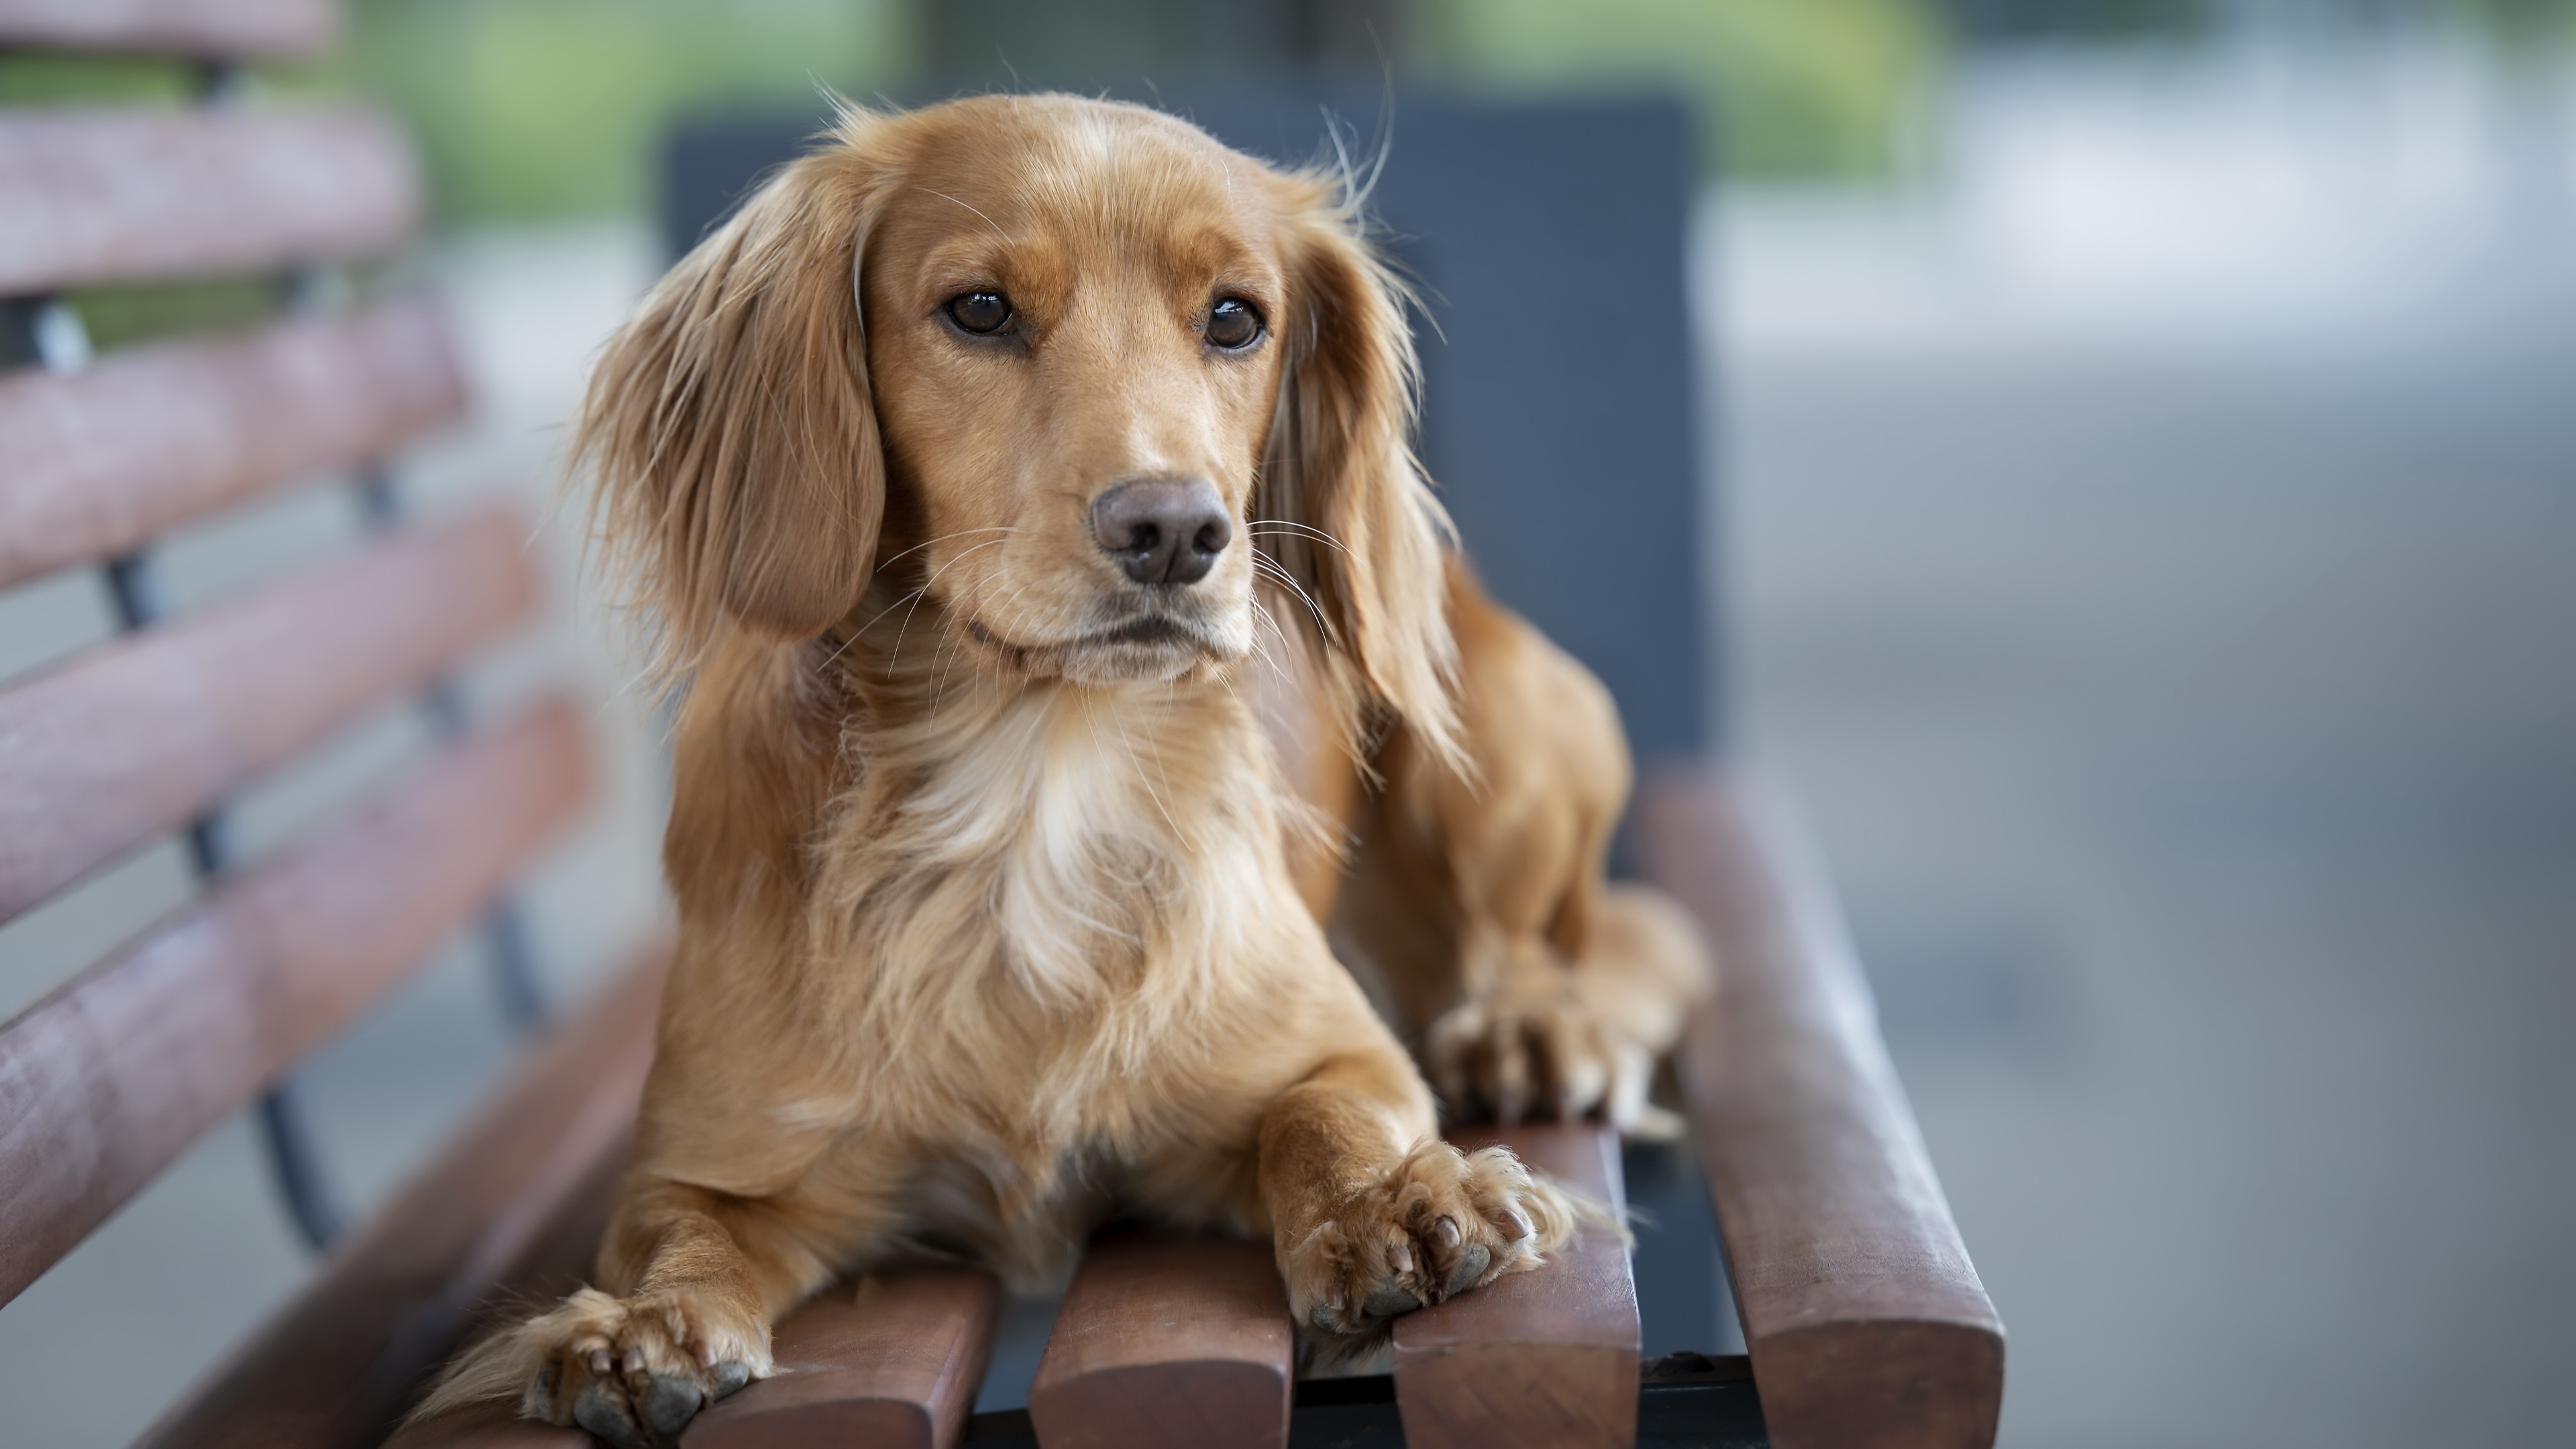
0,0 -> 336,59
0,701 -> 592,1307
684,1267 -> 1003,1449
140,948 -> 667,1449
1638,767 -> 2005,1449
0,503 -> 537,926
1026,1231 -> 1293,1449
1391,1123 -> 1639,1449
0,106 -> 419,295
0,297 -> 468,590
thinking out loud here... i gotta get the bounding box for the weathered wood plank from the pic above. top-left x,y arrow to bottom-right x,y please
0,297 -> 467,590
1026,1231 -> 1293,1449
138,948 -> 667,1449
1638,766 -> 2005,1449
0,503 -> 537,926
1391,1123 -> 1640,1449
0,106 -> 418,294
0,702 -> 592,1307
684,1268 -> 1004,1449
0,0 -> 337,59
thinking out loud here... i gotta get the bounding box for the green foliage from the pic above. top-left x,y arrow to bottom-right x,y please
338,0 -> 912,222
66,278 -> 286,353
0,54 -> 203,106
2442,0 -> 2576,43
1417,0 -> 1945,176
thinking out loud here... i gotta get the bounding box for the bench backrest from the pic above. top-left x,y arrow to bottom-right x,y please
0,0 -> 590,1305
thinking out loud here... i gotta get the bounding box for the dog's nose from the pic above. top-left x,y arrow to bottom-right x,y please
1091,478 -> 1231,586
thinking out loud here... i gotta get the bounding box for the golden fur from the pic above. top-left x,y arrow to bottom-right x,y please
423,94 -> 1707,1444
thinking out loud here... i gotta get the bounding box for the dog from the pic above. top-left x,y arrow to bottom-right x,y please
423,93 -> 1709,1446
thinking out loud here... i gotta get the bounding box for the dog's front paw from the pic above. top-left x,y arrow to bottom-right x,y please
1427,981 -> 1675,1137
515,1287 -> 769,1448
1281,1140 -> 1578,1340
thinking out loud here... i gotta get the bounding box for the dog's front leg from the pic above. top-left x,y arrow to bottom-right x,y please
1258,1046 -> 1580,1348
500,1175 -> 843,1447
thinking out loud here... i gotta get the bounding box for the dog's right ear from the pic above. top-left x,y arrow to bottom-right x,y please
576,113 -> 894,666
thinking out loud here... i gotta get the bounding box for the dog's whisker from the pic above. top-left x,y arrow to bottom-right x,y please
885,537 -> 1014,677
1246,519 -> 1354,556
874,526 -> 1020,575
1253,555 -> 1333,639
855,533 -> 1022,643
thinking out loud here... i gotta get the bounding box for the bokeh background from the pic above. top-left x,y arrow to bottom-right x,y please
2,1 -> 2571,1444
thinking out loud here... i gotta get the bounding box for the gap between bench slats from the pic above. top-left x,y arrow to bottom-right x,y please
1638,767 -> 2005,1449
0,105 -> 417,296
1391,1122 -> 1640,1449
139,946 -> 668,1449
0,700 -> 592,1308
1026,1230 -> 1293,1449
0,0 -> 337,60
0,297 -> 466,590
0,502 -> 536,925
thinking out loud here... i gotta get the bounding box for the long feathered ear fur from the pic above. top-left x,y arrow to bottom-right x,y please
574,107 -> 894,676
1258,170 -> 1463,771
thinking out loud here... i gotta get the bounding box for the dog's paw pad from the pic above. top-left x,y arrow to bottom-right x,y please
572,1381 -> 647,1449
512,1287 -> 771,1444
641,1375 -> 704,1437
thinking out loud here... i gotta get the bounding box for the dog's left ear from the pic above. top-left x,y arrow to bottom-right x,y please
1258,176 -> 1462,767
576,109 -> 894,667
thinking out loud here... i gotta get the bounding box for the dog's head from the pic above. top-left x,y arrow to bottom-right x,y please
580,93 -> 1455,752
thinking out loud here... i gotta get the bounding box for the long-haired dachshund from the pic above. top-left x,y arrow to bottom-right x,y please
427,93 -> 1708,1445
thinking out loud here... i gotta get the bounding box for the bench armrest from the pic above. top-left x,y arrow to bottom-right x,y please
1638,765 -> 2004,1449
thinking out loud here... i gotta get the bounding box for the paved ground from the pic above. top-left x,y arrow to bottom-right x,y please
1,36 -> 2569,1448
1720,43 -> 2576,1448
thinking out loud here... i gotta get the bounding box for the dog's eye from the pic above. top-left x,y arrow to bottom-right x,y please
946,290 -> 1014,335
1205,297 -> 1263,350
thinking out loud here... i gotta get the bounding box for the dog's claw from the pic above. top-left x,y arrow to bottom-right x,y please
1498,1208 -> 1532,1242
1431,1216 -> 1460,1248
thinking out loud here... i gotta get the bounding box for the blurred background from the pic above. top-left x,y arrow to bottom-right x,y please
2,1 -> 2571,1444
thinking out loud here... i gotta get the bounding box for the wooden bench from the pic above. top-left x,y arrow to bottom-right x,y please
1,4 -> 2003,1446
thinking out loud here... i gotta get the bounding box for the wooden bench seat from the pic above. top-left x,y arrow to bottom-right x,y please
1025,1232 -> 1291,1448
1393,1125 -> 1639,1449
1,3 -> 2000,1445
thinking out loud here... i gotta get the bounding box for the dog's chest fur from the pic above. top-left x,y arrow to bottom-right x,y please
802,653 -> 1318,1231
